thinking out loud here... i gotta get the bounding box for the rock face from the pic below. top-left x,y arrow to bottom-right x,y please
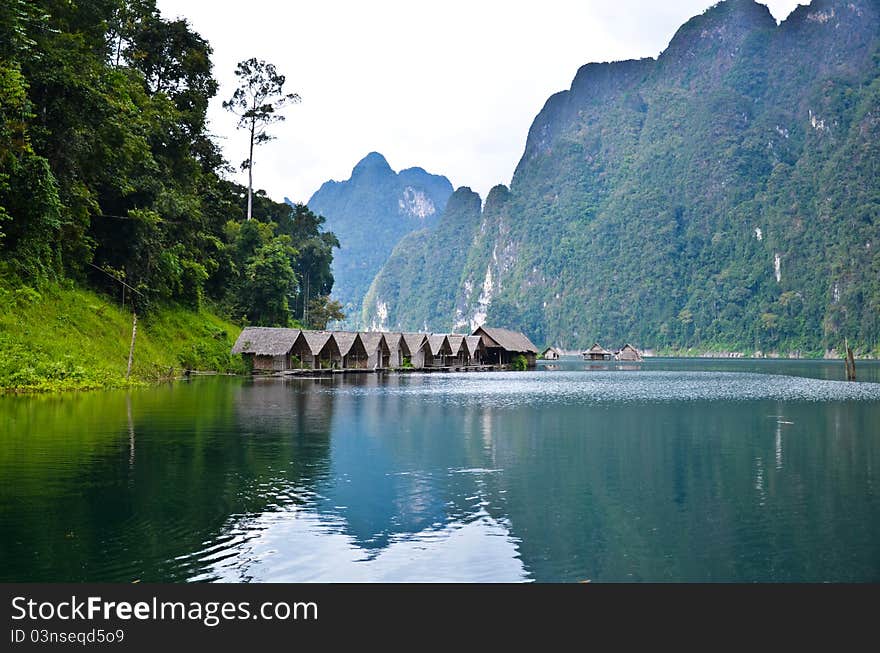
363,0 -> 880,353
306,152 -> 453,325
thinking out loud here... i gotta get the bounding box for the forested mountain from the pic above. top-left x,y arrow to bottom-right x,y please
307,152 -> 453,325
364,0 -> 880,354
0,0 -> 337,329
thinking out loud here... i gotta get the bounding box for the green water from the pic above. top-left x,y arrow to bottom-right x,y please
1,359 -> 878,582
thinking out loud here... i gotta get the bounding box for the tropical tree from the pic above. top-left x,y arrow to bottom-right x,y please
222,58 -> 300,221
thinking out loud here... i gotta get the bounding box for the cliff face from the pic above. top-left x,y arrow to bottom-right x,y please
363,0 -> 880,353
305,152 -> 452,325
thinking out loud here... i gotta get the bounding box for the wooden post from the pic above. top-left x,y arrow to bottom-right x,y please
847,346 -> 857,382
126,312 -> 137,380
844,337 -> 856,381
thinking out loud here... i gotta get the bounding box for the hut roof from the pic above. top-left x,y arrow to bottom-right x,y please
380,332 -> 404,349
542,346 -> 562,355
473,326 -> 539,353
584,342 -> 611,355
299,331 -> 335,356
231,327 -> 300,356
446,334 -> 466,354
401,333 -> 426,356
332,332 -> 359,357
464,336 -> 483,357
424,334 -> 449,356
359,332 -> 389,353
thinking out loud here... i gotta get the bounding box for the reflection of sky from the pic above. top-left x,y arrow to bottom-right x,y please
215,370 -> 880,582
193,507 -> 529,583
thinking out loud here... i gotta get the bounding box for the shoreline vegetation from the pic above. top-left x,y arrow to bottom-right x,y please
2,280 -> 875,395
0,280 -> 244,394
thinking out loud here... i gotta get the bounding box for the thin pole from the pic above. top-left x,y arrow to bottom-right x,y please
126,313 -> 137,380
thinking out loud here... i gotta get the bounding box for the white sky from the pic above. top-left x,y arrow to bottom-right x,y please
155,0 -> 809,204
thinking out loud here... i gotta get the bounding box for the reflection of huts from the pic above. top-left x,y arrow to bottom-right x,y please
333,332 -> 368,369
583,343 -> 612,361
422,334 -> 452,367
297,330 -> 341,369
616,344 -> 643,362
472,326 -> 539,367
542,346 -> 562,360
464,335 -> 484,365
401,333 -> 427,368
359,332 -> 391,369
231,327 -> 301,371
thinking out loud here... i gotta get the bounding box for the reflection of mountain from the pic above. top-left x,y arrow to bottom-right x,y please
312,374 -> 507,551
4,368 -> 878,582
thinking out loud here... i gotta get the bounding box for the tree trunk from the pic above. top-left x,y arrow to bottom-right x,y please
247,117 -> 255,221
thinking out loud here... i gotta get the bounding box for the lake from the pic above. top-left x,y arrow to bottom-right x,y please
1,358 -> 878,582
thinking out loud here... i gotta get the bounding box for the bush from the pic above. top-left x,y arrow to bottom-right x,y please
511,354 -> 528,371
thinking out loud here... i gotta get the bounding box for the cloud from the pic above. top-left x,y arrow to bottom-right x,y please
156,0 -> 810,205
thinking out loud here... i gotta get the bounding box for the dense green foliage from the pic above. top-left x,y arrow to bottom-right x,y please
362,186 -> 487,331
307,152 -> 452,325
0,280 -> 243,392
366,0 -> 880,355
0,0 -> 339,389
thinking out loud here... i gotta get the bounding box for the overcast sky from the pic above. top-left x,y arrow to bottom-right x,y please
155,0 -> 809,204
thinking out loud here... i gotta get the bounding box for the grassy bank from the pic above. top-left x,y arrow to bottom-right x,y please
0,281 -> 244,393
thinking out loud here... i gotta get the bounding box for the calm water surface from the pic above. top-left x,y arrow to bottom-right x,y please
1,358 -> 878,582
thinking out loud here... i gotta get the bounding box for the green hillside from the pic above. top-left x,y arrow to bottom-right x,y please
0,281 -> 243,392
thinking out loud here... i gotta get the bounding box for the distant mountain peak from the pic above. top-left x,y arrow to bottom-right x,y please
352,151 -> 393,176
661,0 -> 775,62
306,153 -> 453,326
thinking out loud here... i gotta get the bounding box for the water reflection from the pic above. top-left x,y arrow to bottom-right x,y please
0,364 -> 879,582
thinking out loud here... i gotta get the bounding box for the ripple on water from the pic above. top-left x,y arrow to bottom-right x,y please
328,371 -> 880,406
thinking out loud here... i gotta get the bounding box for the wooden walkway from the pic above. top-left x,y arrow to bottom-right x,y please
266,365 -> 499,378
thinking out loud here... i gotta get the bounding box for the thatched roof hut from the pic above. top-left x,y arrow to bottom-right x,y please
446,334 -> 465,354
231,327 -> 301,371
464,335 -> 483,363
472,326 -> 538,367
359,332 -> 391,368
542,346 -> 562,360
401,333 -> 427,368
299,331 -> 334,355
297,331 -> 341,369
231,327 -> 300,356
473,326 -> 538,353
380,332 -> 406,367
422,334 -> 451,367
616,343 -> 643,362
332,332 -> 369,369
583,343 -> 612,361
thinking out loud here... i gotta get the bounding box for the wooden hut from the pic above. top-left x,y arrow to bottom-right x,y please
583,343 -> 612,361
293,330 -> 341,369
359,332 -> 391,369
616,343 -> 643,362
380,333 -> 406,368
464,335 -> 484,366
231,327 -> 301,371
445,334 -> 470,366
333,332 -> 369,369
542,346 -> 562,360
422,334 -> 452,367
472,326 -> 539,368
401,333 -> 427,368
